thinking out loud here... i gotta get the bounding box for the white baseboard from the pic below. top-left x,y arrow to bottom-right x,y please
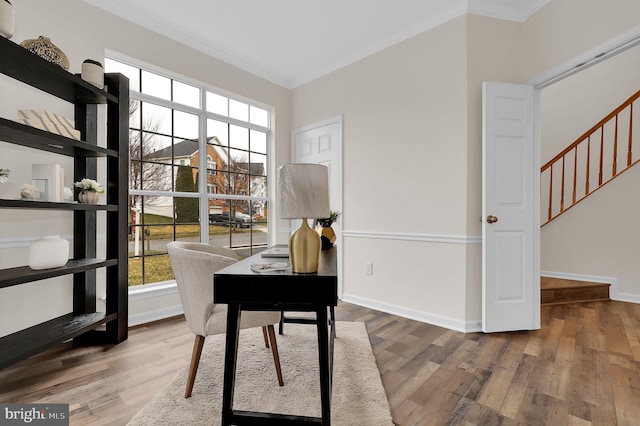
128,281 -> 183,327
341,293 -> 481,333
128,304 -> 184,327
541,270 -> 640,304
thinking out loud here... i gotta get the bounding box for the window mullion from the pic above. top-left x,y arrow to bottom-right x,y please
199,89 -> 208,244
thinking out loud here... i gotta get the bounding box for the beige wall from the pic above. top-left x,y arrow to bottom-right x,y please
522,0 -> 640,82
0,0 -> 291,336
292,17 -> 473,328
465,15 -> 522,320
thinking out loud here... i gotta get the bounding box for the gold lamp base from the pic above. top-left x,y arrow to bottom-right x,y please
289,218 -> 321,273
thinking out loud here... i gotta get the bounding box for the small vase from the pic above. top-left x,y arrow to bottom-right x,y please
29,235 -> 69,270
0,0 -> 14,39
19,36 -> 70,70
81,59 -> 104,89
79,190 -> 99,204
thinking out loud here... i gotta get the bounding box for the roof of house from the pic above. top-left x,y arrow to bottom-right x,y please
147,136 -> 229,164
237,162 -> 265,176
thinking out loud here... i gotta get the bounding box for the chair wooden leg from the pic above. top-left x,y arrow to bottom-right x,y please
261,326 -> 270,348
185,335 -> 205,398
267,324 -> 284,386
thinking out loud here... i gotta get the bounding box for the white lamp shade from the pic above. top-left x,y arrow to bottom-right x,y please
279,163 -> 330,219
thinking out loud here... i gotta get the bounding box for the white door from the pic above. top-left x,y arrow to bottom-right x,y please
292,116 -> 343,296
482,82 -> 539,333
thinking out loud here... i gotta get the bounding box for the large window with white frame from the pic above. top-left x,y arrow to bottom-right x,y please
105,57 -> 270,287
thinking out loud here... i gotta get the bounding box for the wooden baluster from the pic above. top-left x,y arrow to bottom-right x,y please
548,167 -> 553,222
572,146 -> 577,204
560,156 -> 565,212
599,126 -> 604,185
629,102 -> 634,166
585,136 -> 591,195
613,114 -> 619,176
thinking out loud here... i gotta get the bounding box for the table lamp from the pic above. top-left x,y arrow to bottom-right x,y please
279,163 -> 330,273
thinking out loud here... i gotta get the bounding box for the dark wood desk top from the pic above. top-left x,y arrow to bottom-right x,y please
214,247 -> 337,306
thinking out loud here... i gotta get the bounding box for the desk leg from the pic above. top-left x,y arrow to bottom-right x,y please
316,307 -> 331,426
221,304 -> 241,426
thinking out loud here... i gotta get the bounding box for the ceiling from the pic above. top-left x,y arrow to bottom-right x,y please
83,0 -> 549,89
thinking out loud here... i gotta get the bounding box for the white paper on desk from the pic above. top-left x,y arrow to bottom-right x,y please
250,262 -> 288,273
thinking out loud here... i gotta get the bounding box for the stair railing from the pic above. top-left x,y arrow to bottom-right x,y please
541,89 -> 640,226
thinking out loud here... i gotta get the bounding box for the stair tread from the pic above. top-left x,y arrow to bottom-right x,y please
541,277 -> 610,290
541,276 -> 611,305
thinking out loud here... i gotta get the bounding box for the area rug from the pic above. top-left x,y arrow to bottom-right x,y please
128,321 -> 393,425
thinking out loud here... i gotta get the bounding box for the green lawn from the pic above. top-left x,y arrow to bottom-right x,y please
128,214 -> 258,286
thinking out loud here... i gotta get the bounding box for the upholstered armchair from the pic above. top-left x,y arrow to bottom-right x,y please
167,242 -> 283,398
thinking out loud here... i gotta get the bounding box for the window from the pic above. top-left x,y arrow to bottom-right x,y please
106,57 -> 271,287
206,156 -> 216,175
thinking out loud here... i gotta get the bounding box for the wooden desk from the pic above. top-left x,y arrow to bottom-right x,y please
214,248 -> 338,425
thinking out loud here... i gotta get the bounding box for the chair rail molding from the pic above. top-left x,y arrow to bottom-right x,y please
342,230 -> 481,245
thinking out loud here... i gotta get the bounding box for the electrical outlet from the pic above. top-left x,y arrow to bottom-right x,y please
364,261 -> 373,275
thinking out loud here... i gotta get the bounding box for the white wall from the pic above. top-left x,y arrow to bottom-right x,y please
0,0 -> 291,337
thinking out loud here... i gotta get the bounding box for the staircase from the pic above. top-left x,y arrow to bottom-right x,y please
541,89 -> 640,226
541,276 -> 610,305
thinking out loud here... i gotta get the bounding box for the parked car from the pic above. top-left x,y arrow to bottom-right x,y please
235,212 -> 253,226
209,213 -> 251,228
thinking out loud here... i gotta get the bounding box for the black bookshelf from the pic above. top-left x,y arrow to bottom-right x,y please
0,36 -> 129,369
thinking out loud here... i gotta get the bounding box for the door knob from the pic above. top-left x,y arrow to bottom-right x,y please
486,215 -> 499,224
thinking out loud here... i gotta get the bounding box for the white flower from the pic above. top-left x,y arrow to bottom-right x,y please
74,178 -> 104,193
0,168 -> 10,183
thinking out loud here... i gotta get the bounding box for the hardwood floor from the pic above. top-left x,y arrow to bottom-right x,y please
2,300 -> 640,425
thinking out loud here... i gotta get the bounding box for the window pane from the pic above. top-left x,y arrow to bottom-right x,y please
250,130 -> 267,154
250,175 -> 267,197
230,125 -> 249,151
229,99 -> 249,121
253,200 -> 268,225
206,91 -> 228,116
173,80 -> 200,108
207,119 -> 228,146
129,131 -> 142,160
249,105 -> 268,127
229,148 -> 248,166
250,152 -> 267,176
129,159 -> 142,190
105,58 -> 140,92
174,110 -> 199,140
226,170 -> 249,197
128,257 -> 143,286
141,70 -> 171,100
142,103 -> 171,135
207,138 -> 229,172
174,165 -> 198,192
174,197 -> 200,224
142,133 -> 172,161
141,163 -> 172,191
129,99 -> 141,129
143,254 -> 174,283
